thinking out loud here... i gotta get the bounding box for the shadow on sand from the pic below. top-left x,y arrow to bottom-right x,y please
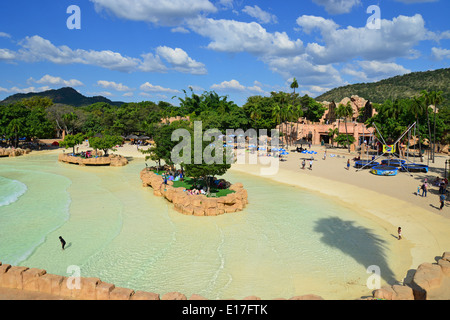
314,217 -> 397,285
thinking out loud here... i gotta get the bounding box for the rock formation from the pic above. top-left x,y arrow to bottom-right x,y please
0,147 -> 31,157
372,251 -> 450,300
58,153 -> 128,167
140,169 -> 248,216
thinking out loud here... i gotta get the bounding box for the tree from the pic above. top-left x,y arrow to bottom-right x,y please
328,127 -> 339,147
293,104 -> 303,144
59,133 -> 86,154
89,134 -> 123,156
141,120 -> 192,169
182,128 -> 231,195
336,101 -> 354,152
302,96 -> 327,122
423,90 -> 444,162
290,78 -> 299,95
335,134 -> 355,148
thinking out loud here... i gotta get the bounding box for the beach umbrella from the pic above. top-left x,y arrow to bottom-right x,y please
138,135 -> 150,140
125,134 -> 139,140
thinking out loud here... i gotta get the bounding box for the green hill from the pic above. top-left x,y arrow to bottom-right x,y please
0,87 -> 124,107
315,68 -> 450,107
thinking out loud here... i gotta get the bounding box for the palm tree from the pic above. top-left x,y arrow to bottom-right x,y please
290,78 -> 299,95
336,101 -> 354,152
272,104 -> 282,138
424,90 -> 444,162
328,127 -> 339,148
248,103 -> 262,123
293,104 -> 303,144
7,118 -> 22,148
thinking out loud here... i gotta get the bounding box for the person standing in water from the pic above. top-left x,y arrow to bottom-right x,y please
59,236 -> 66,250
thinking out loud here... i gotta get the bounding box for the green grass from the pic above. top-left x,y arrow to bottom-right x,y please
151,171 -> 236,197
172,177 -> 235,198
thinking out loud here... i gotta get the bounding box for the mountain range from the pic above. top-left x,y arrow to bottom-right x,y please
315,68 -> 450,107
0,87 -> 124,107
1,68 -> 449,108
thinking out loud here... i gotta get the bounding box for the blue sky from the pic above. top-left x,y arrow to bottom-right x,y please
0,0 -> 449,106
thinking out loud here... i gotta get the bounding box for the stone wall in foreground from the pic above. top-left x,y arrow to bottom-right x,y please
1,252 -> 449,300
140,169 -> 248,216
0,261 -> 323,300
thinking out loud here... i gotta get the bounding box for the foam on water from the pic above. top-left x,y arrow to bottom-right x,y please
0,176 -> 27,207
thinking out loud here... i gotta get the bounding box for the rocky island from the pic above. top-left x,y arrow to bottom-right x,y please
140,168 -> 248,216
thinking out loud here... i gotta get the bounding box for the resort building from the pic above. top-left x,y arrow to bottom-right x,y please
278,95 -> 377,150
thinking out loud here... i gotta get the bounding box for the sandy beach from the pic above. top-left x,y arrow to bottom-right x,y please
230,145 -> 450,275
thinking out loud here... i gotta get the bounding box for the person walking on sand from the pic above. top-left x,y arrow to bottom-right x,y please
323,150 -> 327,160
397,227 -> 402,240
301,159 -> 306,170
309,159 -> 313,170
440,193 -> 446,210
346,159 -> 350,170
421,182 -> 428,197
59,236 -> 66,250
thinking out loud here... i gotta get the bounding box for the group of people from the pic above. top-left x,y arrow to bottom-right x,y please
186,187 -> 207,195
300,158 -> 314,170
418,177 -> 448,211
162,169 -> 184,184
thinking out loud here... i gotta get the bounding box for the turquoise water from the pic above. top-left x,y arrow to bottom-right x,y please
0,152 -> 398,299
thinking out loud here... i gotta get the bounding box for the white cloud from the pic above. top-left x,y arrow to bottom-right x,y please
140,82 -> 180,94
187,17 -> 303,57
431,47 -> 450,61
156,46 -> 207,75
312,0 -> 361,14
211,79 -> 264,93
90,0 -> 217,26
123,92 -> 133,97
31,74 -> 84,87
297,14 -> 431,65
97,80 -> 133,91
0,86 -> 51,94
171,27 -> 190,34
0,48 -> 16,61
342,60 -> 411,82
0,32 -> 11,38
0,35 -> 206,75
242,5 -> 277,24
266,54 -> 344,87
138,53 -> 168,73
17,35 -> 141,72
